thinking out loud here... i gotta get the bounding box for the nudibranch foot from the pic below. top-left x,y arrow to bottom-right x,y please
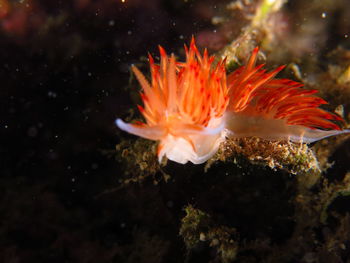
288,128 -> 350,144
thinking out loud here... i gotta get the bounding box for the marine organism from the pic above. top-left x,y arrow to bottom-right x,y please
116,37 -> 349,164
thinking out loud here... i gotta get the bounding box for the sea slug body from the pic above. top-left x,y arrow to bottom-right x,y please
116,37 -> 349,164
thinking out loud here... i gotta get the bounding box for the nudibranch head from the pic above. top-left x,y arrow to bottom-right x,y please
116,37 -> 229,164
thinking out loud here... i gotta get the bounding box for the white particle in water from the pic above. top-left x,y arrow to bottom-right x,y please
48,91 -> 57,98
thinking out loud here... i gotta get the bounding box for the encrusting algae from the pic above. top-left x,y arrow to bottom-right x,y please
116,37 -> 349,164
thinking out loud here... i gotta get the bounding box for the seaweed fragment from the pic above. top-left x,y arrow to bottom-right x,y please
179,205 -> 239,263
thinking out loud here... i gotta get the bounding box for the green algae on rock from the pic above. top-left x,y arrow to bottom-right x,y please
179,205 -> 238,263
115,138 -> 169,185
206,137 -> 320,177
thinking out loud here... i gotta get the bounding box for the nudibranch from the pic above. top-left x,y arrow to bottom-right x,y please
116,37 -> 349,164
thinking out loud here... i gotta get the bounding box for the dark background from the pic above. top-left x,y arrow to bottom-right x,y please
0,1 -> 226,262
1,1 -> 350,262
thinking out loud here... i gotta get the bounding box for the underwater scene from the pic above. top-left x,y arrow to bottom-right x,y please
1,0 -> 350,262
